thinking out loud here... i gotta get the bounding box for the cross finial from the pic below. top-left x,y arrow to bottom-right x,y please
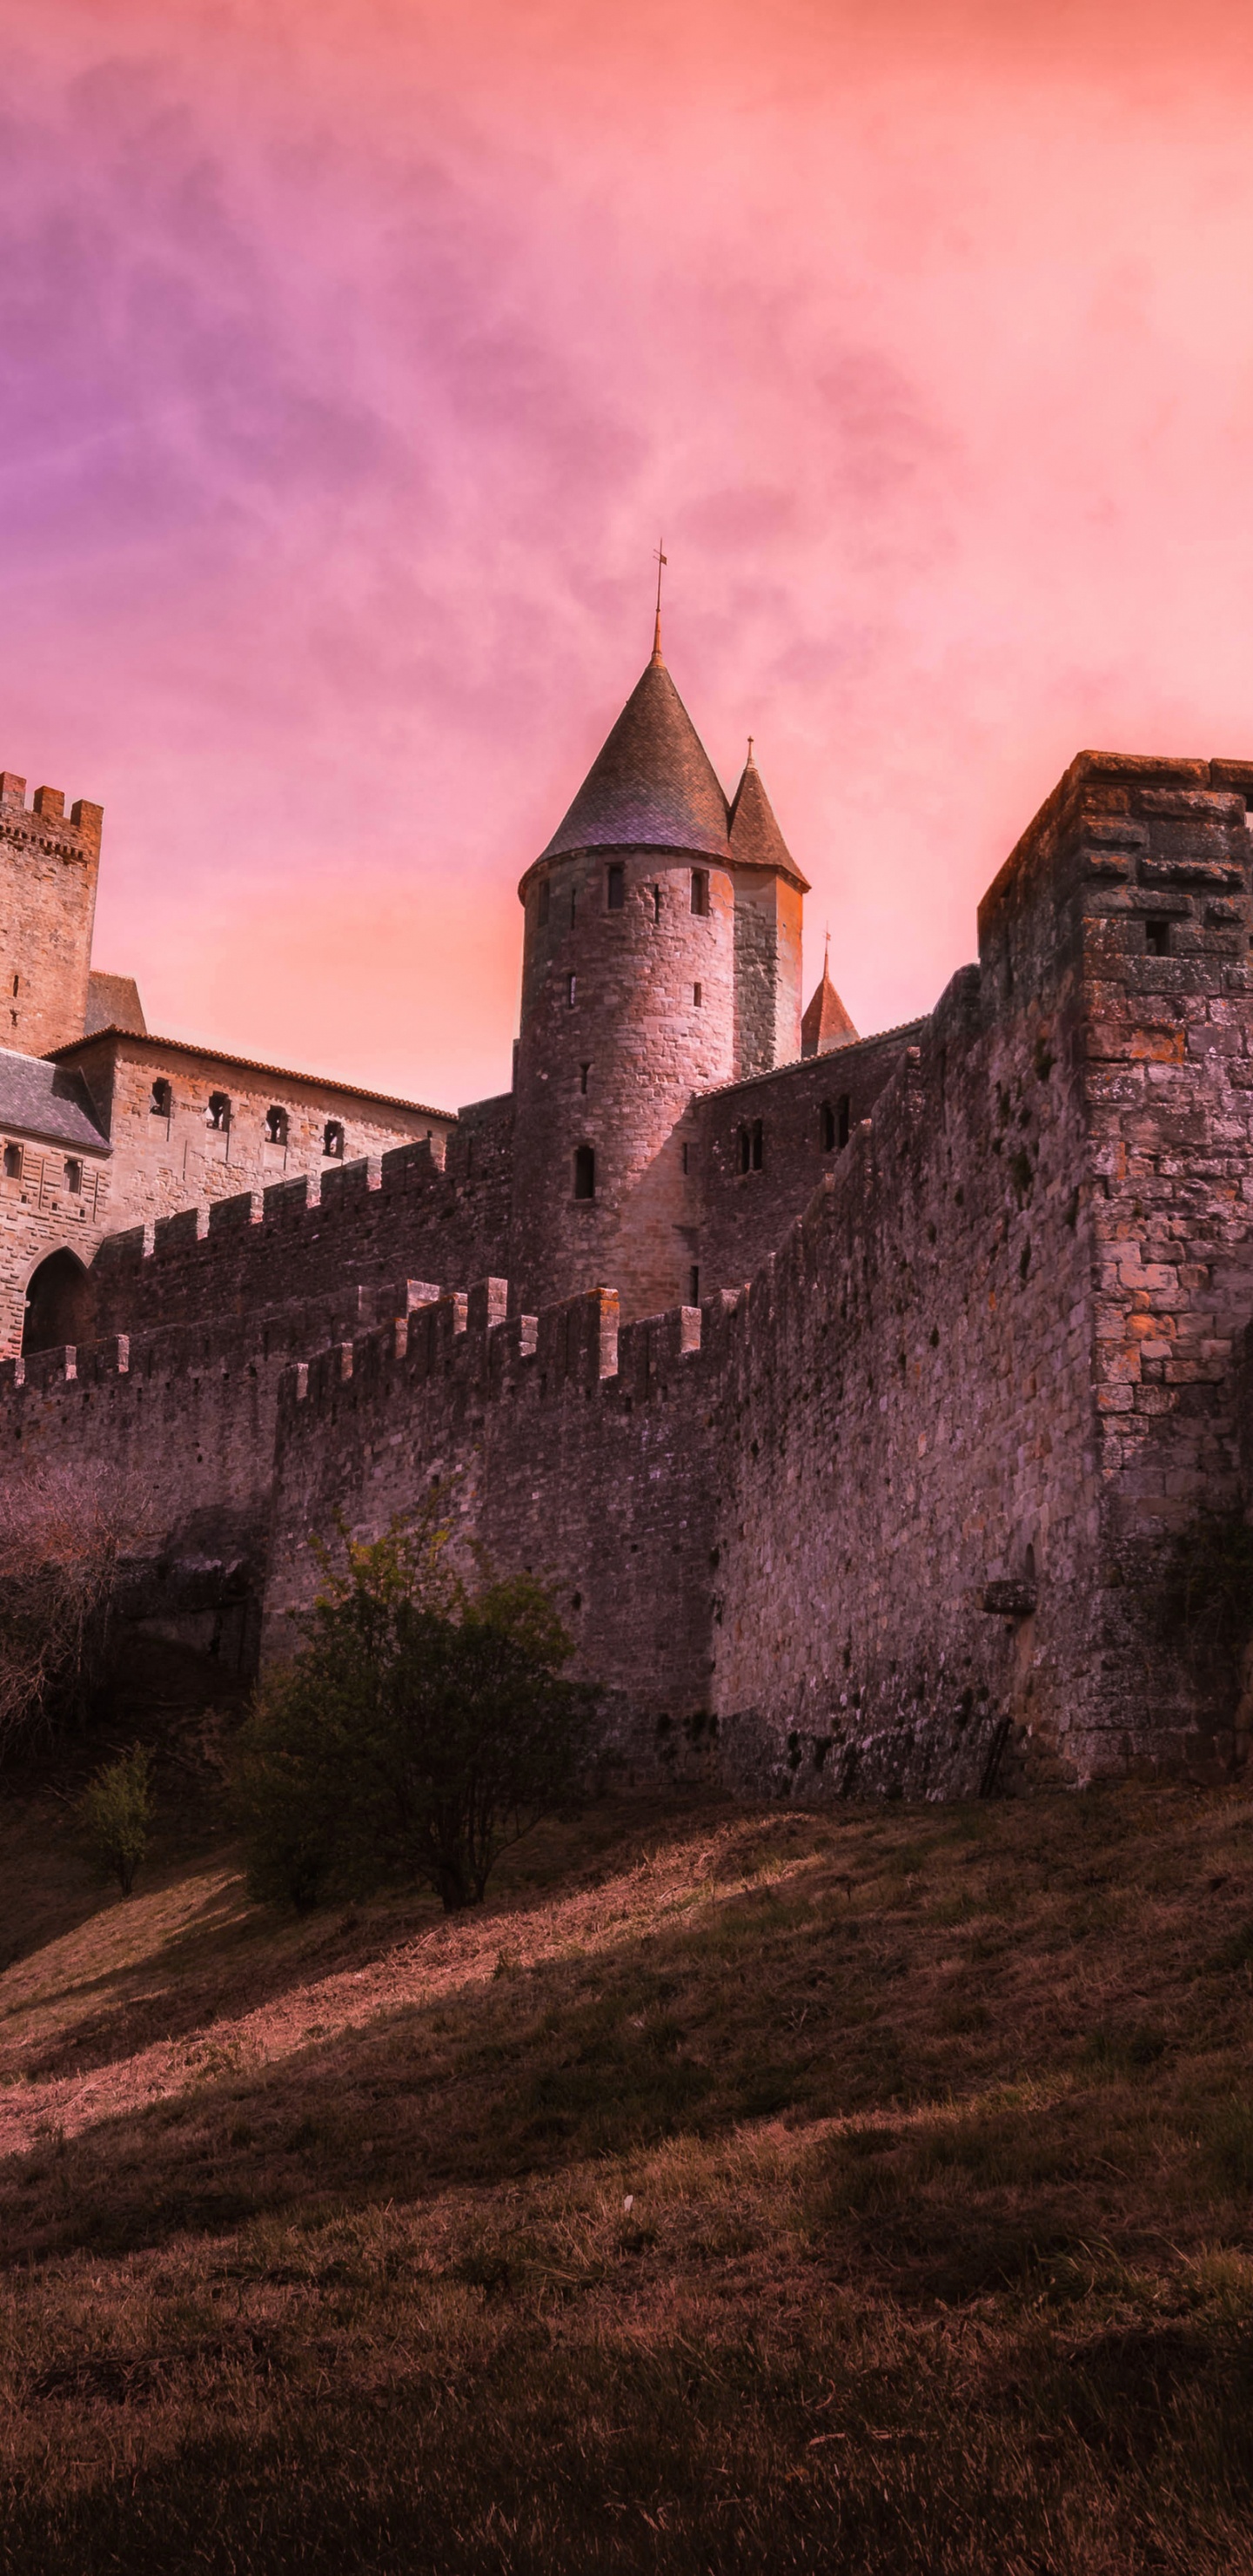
747,734 -> 754,763
652,538 -> 667,661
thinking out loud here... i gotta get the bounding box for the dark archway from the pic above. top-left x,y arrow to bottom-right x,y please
23,1248 -> 88,1355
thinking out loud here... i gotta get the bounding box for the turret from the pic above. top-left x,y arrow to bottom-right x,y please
801,935 -> 858,1057
727,744 -> 809,1076
0,772 -> 104,1057
510,625 -> 739,1319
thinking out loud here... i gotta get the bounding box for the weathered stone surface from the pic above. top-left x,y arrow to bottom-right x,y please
5,703 -> 1253,1800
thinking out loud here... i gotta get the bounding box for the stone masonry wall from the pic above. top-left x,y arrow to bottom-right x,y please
730,870 -> 803,1079
265,1285 -> 725,1744
58,1034 -> 453,1235
81,1098 -> 513,1345
510,847 -> 736,1320
257,751 -> 1253,1796
6,747 -> 1253,1797
0,1272 -> 443,1670
0,1146 -> 112,1359
0,773 -> 103,1060
712,752 -> 1253,1793
693,1024 -> 921,1297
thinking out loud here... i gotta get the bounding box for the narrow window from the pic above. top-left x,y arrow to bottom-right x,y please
3,1143 -> 21,1179
653,884 -> 661,922
1145,917 -> 1170,956
752,1119 -> 764,1171
570,887 -> 577,927
573,1143 -> 595,1200
265,1104 -> 288,1144
688,1265 -> 700,1305
206,1090 -> 230,1132
738,1125 -> 751,1175
537,877 -> 550,928
821,1102 -> 836,1151
580,1063 -> 590,1095
10,974 -> 17,997
64,1158 -> 82,1193
323,1119 -> 345,1158
837,1094 -> 851,1150
681,1140 -> 689,1173
151,1078 -> 171,1117
566,972 -> 577,1008
691,869 -> 708,917
606,862 -> 625,912
694,981 -> 702,1008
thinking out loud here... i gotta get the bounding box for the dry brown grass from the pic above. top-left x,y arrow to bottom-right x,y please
2,1774 -> 1253,2573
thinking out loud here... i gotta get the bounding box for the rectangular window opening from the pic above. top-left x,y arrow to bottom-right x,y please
751,1119 -> 764,1172
653,884 -> 661,922
690,869 -> 708,916
838,1095 -> 851,1150
3,1142 -> 21,1179
688,1265 -> 700,1305
693,981 -> 702,1007
738,1125 -> 751,1176
1145,917 -> 1171,956
580,1063 -> 590,1095
64,1158 -> 82,1193
606,862 -> 625,912
573,1143 -> 595,1200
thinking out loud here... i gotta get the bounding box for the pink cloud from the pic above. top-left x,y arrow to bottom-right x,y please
4,0 -> 1253,1102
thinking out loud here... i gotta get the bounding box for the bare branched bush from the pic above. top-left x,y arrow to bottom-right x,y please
0,1466 -> 153,1756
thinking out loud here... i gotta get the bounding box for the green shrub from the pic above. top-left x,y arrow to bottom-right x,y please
78,1742 -> 154,1896
234,1508 -> 598,1915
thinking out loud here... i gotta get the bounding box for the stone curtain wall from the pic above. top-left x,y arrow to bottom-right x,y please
693,1025 -> 922,1298
266,1285 -> 726,1753
0,775 -> 103,1059
261,752 -> 1253,1794
82,1100 -> 513,1345
4,748 -> 1253,1792
713,753 -> 1253,1792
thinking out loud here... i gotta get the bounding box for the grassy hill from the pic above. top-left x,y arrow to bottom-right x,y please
2,1760 -> 1253,2573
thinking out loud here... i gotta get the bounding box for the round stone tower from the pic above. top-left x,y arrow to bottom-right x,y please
509,622 -> 737,1321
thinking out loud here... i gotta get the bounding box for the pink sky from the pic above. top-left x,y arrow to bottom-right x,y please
5,0 -> 1253,1110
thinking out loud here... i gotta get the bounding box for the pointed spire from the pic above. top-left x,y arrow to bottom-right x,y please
727,743 -> 810,892
539,649 -> 729,863
801,943 -> 858,1057
651,538 -> 667,665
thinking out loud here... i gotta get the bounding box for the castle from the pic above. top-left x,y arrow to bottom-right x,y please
4,617 -> 1253,1795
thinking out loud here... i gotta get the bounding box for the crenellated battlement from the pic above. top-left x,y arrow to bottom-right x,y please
0,768 -> 104,849
278,1276 -> 732,1432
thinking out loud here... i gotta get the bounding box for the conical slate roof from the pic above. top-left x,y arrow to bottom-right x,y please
727,747 -> 810,892
539,642 -> 731,863
801,940 -> 858,1057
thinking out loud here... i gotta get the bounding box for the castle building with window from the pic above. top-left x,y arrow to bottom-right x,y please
4,622 -> 1253,1798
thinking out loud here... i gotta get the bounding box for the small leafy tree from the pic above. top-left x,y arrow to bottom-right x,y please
79,1743 -> 154,1896
235,1504 -> 597,1913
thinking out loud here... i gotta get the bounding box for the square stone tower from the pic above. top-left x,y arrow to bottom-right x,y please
0,771 -> 103,1057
